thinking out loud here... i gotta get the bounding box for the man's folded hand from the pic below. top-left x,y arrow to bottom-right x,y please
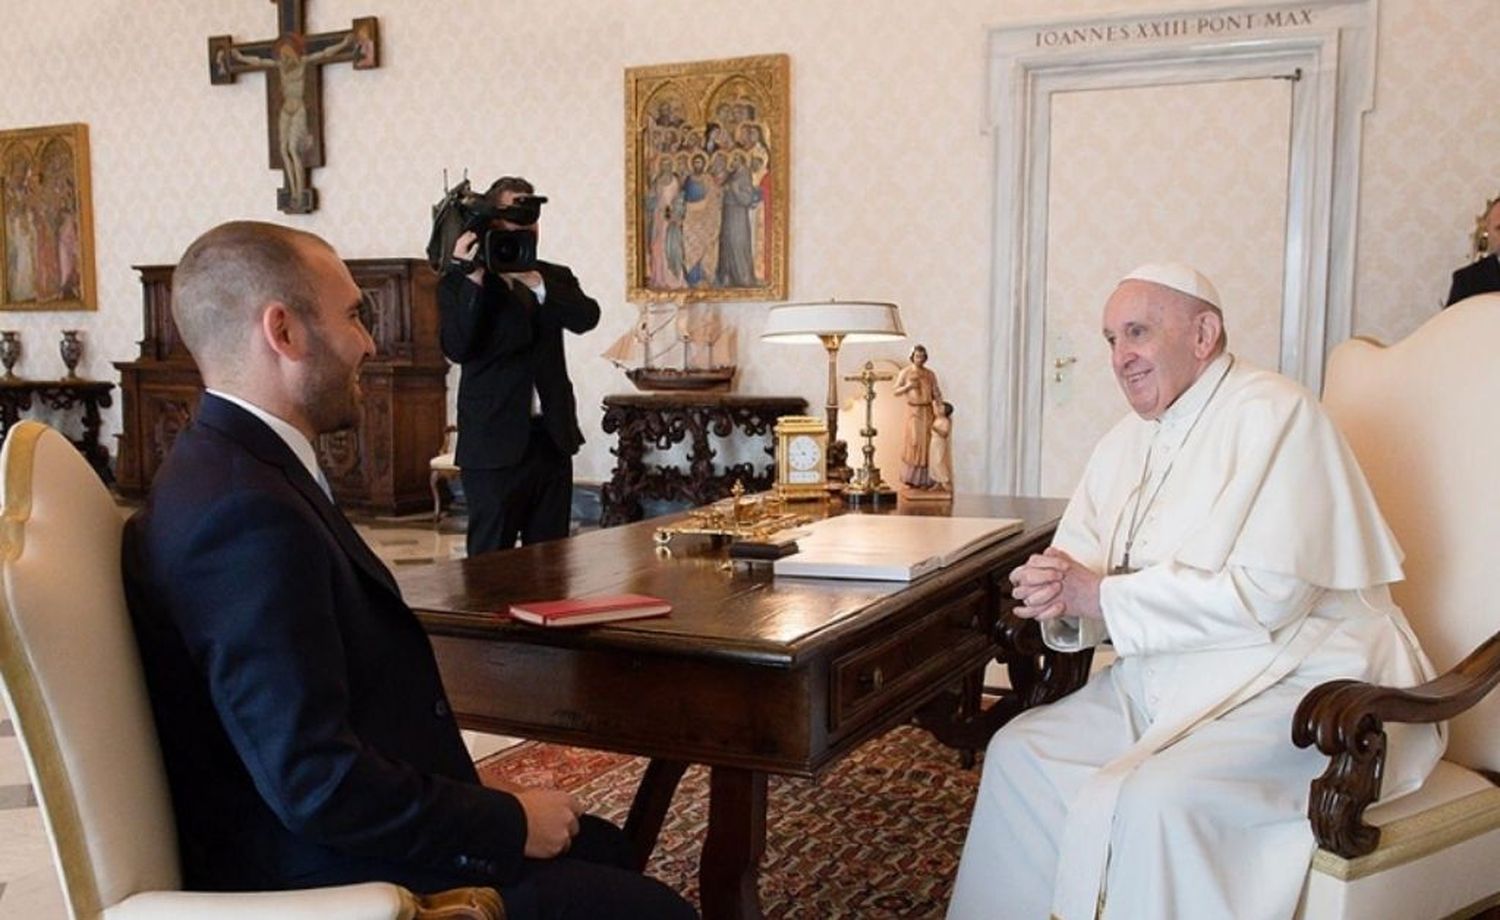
516,787 -> 584,859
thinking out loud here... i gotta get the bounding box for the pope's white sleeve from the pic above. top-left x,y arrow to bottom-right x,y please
1098,562 -> 1320,656
1040,613 -> 1110,652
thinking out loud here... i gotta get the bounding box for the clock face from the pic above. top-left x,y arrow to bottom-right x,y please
787,434 -> 823,473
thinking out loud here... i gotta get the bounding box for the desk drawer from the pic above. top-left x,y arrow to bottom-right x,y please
830,588 -> 989,731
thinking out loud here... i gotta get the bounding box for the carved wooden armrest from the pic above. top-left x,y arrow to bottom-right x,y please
912,607 -> 1098,754
410,886 -> 505,919
994,610 -> 1096,710
1292,629 -> 1500,858
105,884 -> 503,920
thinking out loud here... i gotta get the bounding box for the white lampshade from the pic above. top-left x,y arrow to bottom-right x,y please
760,301 -> 906,344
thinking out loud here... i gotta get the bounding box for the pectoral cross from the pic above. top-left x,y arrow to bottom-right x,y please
209,0 -> 380,214
1109,552 -> 1137,576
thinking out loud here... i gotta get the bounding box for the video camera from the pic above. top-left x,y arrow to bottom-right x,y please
426,178 -> 547,274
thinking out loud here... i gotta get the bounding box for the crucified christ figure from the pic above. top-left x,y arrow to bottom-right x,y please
219,31 -> 356,207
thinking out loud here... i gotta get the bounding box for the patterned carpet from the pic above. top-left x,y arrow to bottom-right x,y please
476,725 -> 979,918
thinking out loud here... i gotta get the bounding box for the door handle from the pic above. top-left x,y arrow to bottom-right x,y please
1053,355 -> 1077,382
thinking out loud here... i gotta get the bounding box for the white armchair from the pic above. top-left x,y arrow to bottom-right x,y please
1292,294 -> 1500,918
431,425 -> 460,523
0,421 -> 502,920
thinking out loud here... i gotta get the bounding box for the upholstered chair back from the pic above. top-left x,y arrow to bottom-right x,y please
1322,294 -> 1500,772
0,422 -> 180,918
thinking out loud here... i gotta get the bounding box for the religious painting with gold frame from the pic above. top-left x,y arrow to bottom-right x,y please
625,54 -> 789,303
0,123 -> 97,312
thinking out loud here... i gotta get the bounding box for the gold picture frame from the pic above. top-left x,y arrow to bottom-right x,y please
0,123 -> 97,312
625,54 -> 789,303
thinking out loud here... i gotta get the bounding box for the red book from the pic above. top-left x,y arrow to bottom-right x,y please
507,593 -> 671,627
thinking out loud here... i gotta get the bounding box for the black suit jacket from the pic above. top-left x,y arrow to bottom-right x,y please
1446,253 -> 1500,306
123,395 -> 527,892
438,262 -> 601,469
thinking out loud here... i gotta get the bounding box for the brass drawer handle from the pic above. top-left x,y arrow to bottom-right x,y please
860,666 -> 885,691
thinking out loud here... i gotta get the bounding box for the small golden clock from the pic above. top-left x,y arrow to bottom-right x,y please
773,415 -> 829,500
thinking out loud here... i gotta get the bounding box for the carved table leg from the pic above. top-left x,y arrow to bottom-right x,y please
600,404 -> 646,527
958,667 -> 984,769
0,390 -> 29,442
79,393 -> 112,483
685,409 -> 718,503
916,613 -> 1095,758
699,766 -> 767,920
913,666 -> 994,761
623,758 -> 689,871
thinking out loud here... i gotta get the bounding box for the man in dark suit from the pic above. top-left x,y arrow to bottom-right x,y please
1446,197 -> 1500,306
123,221 -> 694,919
439,176 -> 600,556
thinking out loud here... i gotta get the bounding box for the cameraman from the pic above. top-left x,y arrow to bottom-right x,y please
438,176 -> 600,555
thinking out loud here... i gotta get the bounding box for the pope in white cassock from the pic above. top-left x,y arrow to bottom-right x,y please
947,264 -> 1445,920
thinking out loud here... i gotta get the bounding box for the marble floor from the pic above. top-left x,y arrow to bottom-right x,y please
0,510 -> 522,918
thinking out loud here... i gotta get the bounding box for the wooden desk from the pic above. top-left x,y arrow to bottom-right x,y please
0,378 -> 113,482
401,495 -> 1078,919
599,393 -> 807,527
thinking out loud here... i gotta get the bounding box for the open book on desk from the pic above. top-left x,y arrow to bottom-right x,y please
772,515 -> 1024,582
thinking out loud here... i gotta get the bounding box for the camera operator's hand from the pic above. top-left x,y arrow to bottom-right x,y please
452,231 -> 485,285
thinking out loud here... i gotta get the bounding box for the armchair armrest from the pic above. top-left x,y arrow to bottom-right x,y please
104,882 -> 504,920
995,610 -> 1096,708
1292,629 -> 1500,858
912,605 -> 1096,756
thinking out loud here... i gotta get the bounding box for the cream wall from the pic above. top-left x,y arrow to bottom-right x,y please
0,0 -> 1493,490
1042,78 -> 1291,496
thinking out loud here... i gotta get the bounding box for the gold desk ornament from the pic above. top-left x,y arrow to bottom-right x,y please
653,480 -> 812,546
772,415 -> 830,500
842,360 -> 898,506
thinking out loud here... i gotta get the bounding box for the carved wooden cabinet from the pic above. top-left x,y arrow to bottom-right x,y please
114,259 -> 448,515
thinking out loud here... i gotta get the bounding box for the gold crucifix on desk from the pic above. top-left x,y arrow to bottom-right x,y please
209,0 -> 380,214
842,360 -> 898,504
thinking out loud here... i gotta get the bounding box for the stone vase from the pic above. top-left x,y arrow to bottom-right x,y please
59,330 -> 83,380
0,331 -> 20,380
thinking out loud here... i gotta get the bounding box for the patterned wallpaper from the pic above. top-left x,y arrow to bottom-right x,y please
1356,0 -> 1500,337
0,0 -> 1493,489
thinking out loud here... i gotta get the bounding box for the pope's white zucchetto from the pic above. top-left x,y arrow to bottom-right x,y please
1120,262 -> 1222,309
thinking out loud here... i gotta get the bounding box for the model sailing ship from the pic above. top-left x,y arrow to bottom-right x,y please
602,297 -> 737,391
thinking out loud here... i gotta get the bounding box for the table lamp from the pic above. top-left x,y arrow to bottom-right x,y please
761,300 -> 906,485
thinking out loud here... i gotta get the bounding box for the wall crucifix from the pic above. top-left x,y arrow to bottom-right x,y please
209,0 -> 379,214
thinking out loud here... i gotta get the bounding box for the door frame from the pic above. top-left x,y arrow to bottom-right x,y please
982,1 -> 1376,495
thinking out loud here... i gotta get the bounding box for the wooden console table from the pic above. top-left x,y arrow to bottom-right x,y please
599,393 -> 807,527
0,379 -> 113,482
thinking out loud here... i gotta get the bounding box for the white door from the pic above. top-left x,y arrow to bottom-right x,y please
1038,79 -> 1291,498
